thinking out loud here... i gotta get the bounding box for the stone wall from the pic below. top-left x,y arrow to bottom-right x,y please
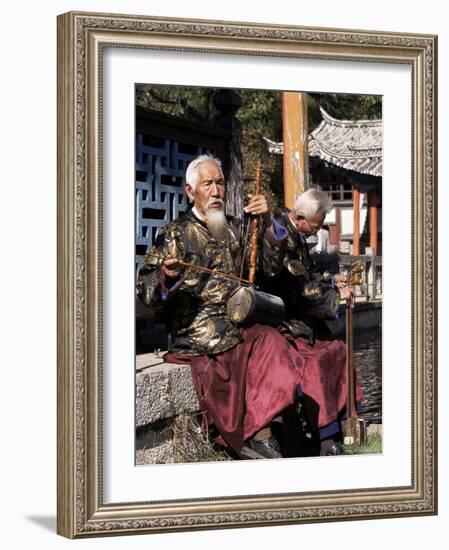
135,353 -> 230,464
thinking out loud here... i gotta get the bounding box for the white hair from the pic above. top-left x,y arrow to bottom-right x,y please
293,188 -> 333,218
185,155 -> 223,190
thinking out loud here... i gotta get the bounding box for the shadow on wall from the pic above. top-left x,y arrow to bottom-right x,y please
24,515 -> 56,533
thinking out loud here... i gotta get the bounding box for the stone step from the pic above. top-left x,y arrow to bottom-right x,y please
136,352 -> 199,428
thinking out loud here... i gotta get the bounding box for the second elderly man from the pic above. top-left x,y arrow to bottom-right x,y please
263,188 -> 363,455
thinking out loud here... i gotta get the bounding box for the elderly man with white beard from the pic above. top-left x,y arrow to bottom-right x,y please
137,154 -> 305,460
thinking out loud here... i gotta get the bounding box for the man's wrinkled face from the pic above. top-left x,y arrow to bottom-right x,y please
185,162 -> 225,218
290,210 -> 326,237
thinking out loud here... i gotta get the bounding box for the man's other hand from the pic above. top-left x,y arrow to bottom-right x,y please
338,285 -> 355,308
161,255 -> 184,279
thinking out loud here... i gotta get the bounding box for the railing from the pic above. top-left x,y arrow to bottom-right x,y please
339,255 -> 382,301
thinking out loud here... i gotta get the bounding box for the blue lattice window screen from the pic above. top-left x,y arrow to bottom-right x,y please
136,134 -> 213,272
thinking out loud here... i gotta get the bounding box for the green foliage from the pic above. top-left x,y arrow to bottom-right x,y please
235,89 -> 283,210
136,85 -> 220,122
308,93 -> 382,130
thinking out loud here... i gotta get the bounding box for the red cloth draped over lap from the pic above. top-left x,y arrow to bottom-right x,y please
289,337 -> 363,431
165,325 -> 363,455
165,324 -> 300,455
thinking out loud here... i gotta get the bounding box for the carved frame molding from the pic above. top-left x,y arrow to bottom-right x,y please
57,11 -> 437,538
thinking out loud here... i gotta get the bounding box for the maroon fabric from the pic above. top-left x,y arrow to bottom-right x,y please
165,326 -> 363,454
288,336 -> 363,430
165,325 -> 301,454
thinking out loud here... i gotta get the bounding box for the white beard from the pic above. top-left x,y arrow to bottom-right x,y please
205,203 -> 228,241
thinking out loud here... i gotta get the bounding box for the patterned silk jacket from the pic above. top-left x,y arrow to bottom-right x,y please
264,212 -> 340,327
137,209 -> 283,356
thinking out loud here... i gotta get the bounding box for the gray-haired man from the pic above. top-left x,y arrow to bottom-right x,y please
263,188 -> 363,455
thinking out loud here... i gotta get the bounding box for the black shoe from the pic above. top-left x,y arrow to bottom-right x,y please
320,440 -> 344,456
241,436 -> 283,459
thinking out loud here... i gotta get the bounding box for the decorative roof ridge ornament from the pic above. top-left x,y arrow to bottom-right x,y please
319,106 -> 382,128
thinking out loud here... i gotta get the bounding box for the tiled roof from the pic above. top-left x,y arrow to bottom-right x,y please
264,107 -> 382,178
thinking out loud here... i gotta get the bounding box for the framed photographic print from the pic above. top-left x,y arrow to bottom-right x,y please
57,11 -> 437,538
133,83 -> 384,467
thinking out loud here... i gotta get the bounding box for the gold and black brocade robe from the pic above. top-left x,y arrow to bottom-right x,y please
263,212 -> 340,325
137,210 -> 284,356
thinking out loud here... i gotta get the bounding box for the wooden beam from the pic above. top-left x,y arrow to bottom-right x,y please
282,92 -> 308,209
352,187 -> 360,256
369,189 -> 378,255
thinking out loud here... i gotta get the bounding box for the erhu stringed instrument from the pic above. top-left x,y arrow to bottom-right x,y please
226,160 -> 286,327
341,262 -> 367,447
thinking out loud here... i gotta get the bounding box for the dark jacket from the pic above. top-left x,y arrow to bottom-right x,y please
137,209 -> 284,355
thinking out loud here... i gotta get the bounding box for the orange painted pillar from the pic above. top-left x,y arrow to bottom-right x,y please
353,187 -> 360,256
369,189 -> 378,255
282,92 -> 308,209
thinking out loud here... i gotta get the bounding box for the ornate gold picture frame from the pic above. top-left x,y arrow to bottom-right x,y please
57,11 -> 437,538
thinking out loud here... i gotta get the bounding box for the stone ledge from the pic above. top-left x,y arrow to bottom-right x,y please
136,352 -> 199,427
